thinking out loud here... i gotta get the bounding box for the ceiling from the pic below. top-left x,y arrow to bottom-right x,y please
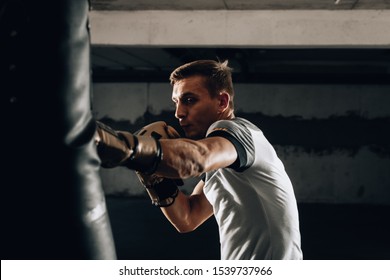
90,0 -> 390,84
90,0 -> 390,11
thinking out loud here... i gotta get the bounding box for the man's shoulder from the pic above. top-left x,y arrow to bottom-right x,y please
206,117 -> 256,172
210,117 -> 258,132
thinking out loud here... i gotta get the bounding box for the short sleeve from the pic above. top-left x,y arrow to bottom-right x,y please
206,119 -> 255,172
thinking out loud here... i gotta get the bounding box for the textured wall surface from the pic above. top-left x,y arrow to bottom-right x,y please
93,82 -> 390,205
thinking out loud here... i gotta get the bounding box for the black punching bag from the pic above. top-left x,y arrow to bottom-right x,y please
1,0 -> 117,259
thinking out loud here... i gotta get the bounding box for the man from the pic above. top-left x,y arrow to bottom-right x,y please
96,60 -> 303,260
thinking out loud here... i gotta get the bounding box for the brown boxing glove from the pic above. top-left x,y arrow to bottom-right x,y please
134,121 -> 183,207
95,121 -> 161,174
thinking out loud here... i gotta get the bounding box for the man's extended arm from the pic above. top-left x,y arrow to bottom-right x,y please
157,136 -> 237,179
95,121 -> 237,231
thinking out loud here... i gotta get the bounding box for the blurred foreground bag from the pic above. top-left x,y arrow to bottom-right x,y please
1,0 -> 116,259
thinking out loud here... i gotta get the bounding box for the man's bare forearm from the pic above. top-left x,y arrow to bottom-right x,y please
157,139 -> 209,179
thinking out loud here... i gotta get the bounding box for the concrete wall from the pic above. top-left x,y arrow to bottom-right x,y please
90,10 -> 390,47
92,82 -> 390,205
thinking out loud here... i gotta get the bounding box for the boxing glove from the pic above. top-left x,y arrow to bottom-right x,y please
134,121 -> 183,207
95,121 -> 161,174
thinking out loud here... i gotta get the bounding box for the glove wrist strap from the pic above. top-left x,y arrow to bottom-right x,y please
128,136 -> 162,174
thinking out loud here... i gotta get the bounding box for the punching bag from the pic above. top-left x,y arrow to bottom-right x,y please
1,0 -> 117,259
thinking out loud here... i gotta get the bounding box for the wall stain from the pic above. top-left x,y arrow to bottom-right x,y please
98,110 -> 390,157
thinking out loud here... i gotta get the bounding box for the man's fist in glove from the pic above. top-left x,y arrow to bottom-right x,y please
94,121 -> 137,168
95,121 -> 173,174
95,120 -> 183,206
135,121 -> 180,141
134,122 -> 183,207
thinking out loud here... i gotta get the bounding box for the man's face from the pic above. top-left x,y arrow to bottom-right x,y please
172,76 -> 220,139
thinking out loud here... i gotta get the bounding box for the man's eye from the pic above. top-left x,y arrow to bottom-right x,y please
183,97 -> 196,104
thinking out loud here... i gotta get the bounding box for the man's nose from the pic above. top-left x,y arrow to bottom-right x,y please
175,103 -> 186,120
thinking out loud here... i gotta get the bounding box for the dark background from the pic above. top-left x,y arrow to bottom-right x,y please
106,197 -> 390,260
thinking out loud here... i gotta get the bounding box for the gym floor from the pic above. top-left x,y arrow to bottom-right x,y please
106,196 -> 390,260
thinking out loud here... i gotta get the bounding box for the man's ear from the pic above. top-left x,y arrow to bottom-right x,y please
218,91 -> 230,113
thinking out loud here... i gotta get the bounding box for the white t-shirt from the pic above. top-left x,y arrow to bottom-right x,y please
203,118 -> 303,260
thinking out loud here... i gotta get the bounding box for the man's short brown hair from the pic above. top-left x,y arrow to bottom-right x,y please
170,60 -> 235,109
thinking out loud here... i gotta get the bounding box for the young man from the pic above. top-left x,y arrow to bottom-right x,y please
96,60 -> 303,260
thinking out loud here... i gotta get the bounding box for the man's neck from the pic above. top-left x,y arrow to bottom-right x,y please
221,109 -> 235,120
